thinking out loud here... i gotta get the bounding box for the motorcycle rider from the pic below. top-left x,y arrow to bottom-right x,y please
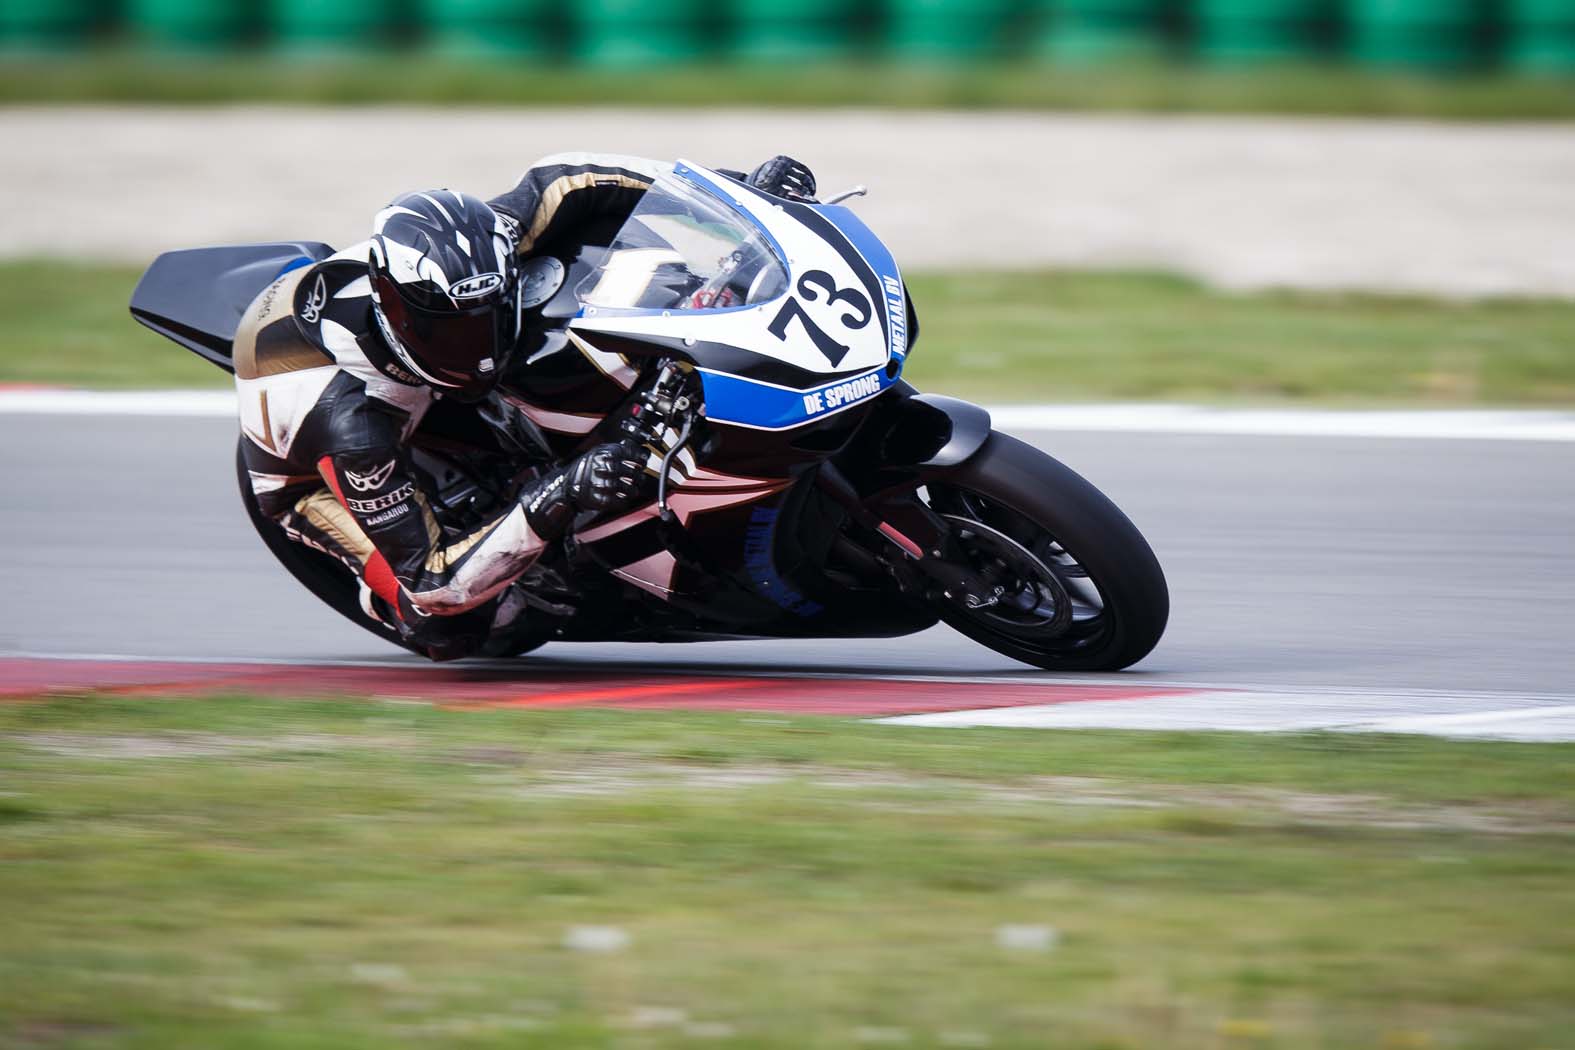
234,153 -> 817,660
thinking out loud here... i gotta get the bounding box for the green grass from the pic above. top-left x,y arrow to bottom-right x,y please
903,270 -> 1575,404
18,260 -> 1575,404
1,695 -> 1572,1049
0,261 -> 213,389
2,55 -> 1575,119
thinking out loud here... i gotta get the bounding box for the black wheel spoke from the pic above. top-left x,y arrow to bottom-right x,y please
924,482 -> 1110,649
910,434 -> 1167,672
935,513 -> 1073,637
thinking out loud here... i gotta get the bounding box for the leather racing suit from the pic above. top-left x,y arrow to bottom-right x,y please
235,153 -> 669,658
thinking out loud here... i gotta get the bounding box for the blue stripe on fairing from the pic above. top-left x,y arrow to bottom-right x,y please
273,256 -> 312,280
672,164 -> 910,430
699,366 -> 888,431
807,202 -> 906,362
810,204 -> 901,302
679,164 -> 904,358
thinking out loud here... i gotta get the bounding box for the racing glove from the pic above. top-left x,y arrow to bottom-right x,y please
520,441 -> 647,540
747,155 -> 817,202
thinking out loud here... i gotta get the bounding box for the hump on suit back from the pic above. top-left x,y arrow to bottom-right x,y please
129,242 -> 335,374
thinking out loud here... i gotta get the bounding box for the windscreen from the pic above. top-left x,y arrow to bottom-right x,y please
575,173 -> 788,313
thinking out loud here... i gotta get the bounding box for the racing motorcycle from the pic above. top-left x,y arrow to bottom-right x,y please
130,161 -> 1168,670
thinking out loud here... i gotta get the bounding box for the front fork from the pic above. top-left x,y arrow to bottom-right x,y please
816,460 -> 1004,612
814,388 -> 1000,608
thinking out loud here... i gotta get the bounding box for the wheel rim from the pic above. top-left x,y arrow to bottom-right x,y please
926,485 -> 1113,654
938,513 -> 1074,638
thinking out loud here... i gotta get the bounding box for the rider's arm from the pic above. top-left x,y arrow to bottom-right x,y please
487,152 -> 666,257
487,153 -> 819,258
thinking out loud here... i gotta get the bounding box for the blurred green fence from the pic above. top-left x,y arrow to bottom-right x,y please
1,0 -> 1571,73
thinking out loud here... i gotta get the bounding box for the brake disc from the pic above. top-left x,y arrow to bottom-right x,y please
939,513 -> 1073,638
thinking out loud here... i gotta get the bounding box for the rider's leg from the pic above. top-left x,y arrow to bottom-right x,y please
275,487 -> 493,661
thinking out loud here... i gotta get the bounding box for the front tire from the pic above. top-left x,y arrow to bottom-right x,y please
925,432 -> 1168,672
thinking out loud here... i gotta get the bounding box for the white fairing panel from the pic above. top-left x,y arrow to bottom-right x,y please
559,161 -> 911,595
568,163 -> 898,379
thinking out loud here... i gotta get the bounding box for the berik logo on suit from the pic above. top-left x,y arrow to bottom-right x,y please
345,460 -> 397,492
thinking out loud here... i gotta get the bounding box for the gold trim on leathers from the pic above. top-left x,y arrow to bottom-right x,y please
233,267 -> 335,381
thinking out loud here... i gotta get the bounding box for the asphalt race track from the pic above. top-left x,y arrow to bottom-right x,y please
4,409 -> 1573,740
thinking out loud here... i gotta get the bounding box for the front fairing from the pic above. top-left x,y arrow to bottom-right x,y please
567,162 -> 911,434
511,163 -> 921,618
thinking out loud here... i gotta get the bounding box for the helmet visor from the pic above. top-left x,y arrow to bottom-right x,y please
372,270 -> 516,391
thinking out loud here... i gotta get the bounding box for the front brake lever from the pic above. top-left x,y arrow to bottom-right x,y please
823,185 -> 868,206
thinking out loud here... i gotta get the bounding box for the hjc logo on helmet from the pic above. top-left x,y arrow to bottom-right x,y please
450,272 -> 504,302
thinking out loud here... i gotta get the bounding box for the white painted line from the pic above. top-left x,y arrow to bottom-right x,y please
1353,703 -> 1575,730
1353,715 -> 1575,742
883,690 -> 1575,741
0,648 -> 424,671
1350,704 -> 1575,741
4,389 -> 1575,442
989,404 -> 1575,443
0,388 -> 236,416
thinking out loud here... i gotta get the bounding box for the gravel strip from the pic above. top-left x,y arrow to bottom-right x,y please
9,106 -> 1574,297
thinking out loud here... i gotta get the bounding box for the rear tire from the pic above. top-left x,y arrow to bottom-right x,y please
927,432 -> 1168,672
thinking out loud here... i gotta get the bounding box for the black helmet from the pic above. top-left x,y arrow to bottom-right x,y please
367,190 -> 520,402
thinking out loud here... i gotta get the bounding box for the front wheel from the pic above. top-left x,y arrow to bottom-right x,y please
923,432 -> 1168,672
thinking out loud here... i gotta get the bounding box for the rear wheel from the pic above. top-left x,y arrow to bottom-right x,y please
924,432 -> 1168,671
